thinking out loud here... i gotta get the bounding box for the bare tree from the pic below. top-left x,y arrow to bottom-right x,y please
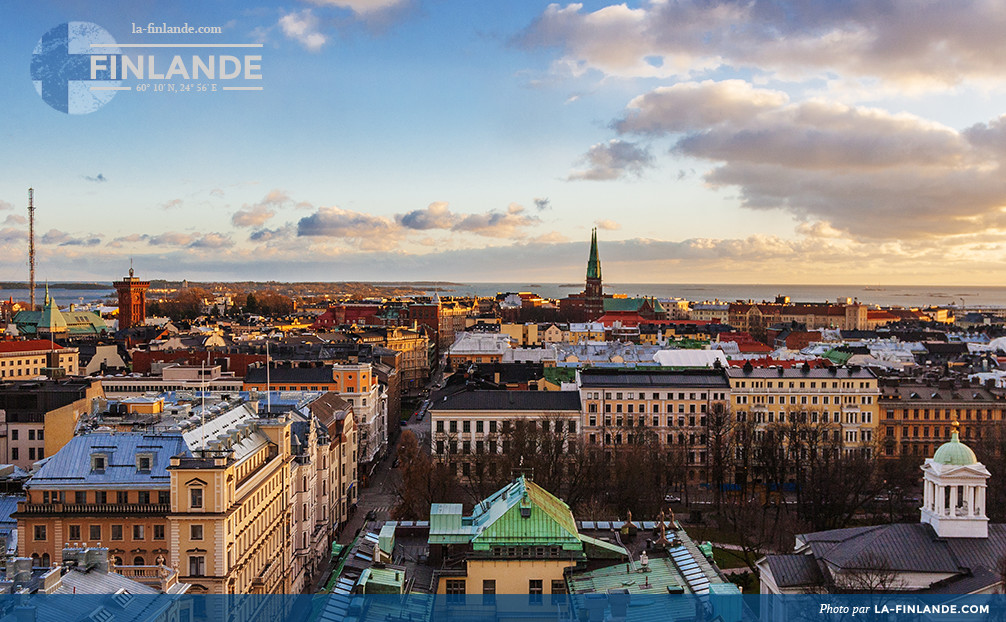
830,551 -> 904,593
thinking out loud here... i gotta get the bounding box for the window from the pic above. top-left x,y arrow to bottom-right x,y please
28,448 -> 35,460
10,430 -> 16,441
89,525 -> 101,541
111,525 -> 123,540
158,491 -> 170,505
153,525 -> 165,540
436,421 -> 444,433
95,491 -> 107,504
33,525 -> 46,541
551,579 -> 567,597
529,579 -> 543,604
137,455 -> 152,471
75,491 -> 86,504
462,420 -> 470,433
91,454 -> 106,471
10,448 -> 16,461
68,525 -> 81,541
138,491 -> 150,504
190,488 -> 204,509
188,556 -> 205,577
445,579 -> 466,596
482,579 -> 496,595
133,525 -> 145,540
116,491 -> 128,504
28,429 -> 35,441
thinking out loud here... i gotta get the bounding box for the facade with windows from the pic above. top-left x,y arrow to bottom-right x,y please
578,368 -> 731,483
13,432 -> 186,570
727,366 -> 880,463
428,391 -> 582,479
878,378 -> 1006,459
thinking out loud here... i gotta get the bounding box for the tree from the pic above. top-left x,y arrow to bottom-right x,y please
831,551 -> 904,593
245,293 -> 258,314
391,430 -> 459,520
705,401 -> 734,509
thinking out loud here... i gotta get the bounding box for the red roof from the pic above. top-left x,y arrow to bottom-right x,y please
0,340 -> 62,353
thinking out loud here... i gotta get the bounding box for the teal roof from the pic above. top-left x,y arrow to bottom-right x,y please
428,477 -> 583,551
603,297 -> 666,313
13,305 -> 107,336
586,228 -> 601,280
933,428 -> 978,465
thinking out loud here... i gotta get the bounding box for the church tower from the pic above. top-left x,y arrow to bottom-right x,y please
584,228 -> 603,319
920,422 -> 990,538
113,266 -> 150,331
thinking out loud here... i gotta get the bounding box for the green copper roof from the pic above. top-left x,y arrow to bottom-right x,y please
933,429 -> 978,466
587,228 -> 601,280
472,477 -> 582,550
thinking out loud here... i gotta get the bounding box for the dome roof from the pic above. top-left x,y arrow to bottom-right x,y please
933,425 -> 977,466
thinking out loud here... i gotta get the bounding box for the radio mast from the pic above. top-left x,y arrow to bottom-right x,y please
28,188 -> 35,310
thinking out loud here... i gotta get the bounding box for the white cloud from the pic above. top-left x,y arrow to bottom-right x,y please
517,1 -> 1006,88
304,0 -> 408,15
595,219 -> 621,231
279,10 -> 327,52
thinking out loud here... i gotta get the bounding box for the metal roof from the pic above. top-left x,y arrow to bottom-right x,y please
430,390 -> 581,412
579,368 -> 730,388
762,554 -> 824,588
28,433 -> 190,490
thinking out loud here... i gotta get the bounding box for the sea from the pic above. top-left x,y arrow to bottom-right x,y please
3,283 -> 1006,309
421,283 -> 1006,309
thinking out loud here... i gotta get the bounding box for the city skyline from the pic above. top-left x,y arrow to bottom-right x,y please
3,1 -> 1006,285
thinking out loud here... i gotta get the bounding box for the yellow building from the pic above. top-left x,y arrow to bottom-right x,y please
429,477 -> 625,595
0,340 -> 78,379
727,366 -> 880,458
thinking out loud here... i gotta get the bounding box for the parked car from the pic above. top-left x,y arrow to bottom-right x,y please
664,494 -> 682,503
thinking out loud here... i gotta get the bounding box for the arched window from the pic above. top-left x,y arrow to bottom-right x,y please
41,553 -> 50,567
114,556 -> 123,566
133,555 -> 145,565
30,553 -> 39,567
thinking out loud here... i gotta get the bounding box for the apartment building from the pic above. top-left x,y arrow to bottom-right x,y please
245,362 -> 386,475
878,378 -> 1006,459
726,365 -> 880,458
578,368 -> 731,482
428,391 -> 581,478
0,340 -> 78,380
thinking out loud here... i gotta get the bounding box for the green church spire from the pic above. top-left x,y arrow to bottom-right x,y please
586,228 -> 601,280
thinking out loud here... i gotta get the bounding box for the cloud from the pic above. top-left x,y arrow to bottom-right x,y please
40,229 -> 101,246
515,1 -> 1006,87
305,0 -> 408,15
529,231 -> 570,244
534,197 -> 551,211
0,200 -> 13,211
3,215 -> 25,226
84,173 -> 107,183
595,219 -> 621,231
451,203 -> 542,238
597,79 -> 1006,240
0,228 -> 26,244
209,188 -> 225,198
615,81 -> 789,134
397,201 -> 455,230
160,198 -> 183,210
233,189 -> 311,227
568,139 -> 653,181
250,225 -> 294,242
297,206 -> 399,249
188,233 -> 234,249
148,232 -> 198,246
279,10 -> 327,51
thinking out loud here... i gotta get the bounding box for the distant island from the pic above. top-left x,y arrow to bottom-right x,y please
0,282 -> 111,290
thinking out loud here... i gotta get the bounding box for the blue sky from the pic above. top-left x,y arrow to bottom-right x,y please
3,0 -> 1006,285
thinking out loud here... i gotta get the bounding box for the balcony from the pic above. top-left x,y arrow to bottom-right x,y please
16,502 -> 171,515
115,564 -> 180,591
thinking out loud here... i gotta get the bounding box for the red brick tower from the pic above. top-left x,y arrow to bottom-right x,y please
113,267 -> 150,330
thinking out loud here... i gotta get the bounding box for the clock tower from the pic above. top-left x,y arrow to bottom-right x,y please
113,266 -> 151,330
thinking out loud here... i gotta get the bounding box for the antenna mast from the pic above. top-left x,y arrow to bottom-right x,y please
27,188 -> 35,310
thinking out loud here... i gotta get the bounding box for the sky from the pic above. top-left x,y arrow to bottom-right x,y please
3,0 -> 1006,285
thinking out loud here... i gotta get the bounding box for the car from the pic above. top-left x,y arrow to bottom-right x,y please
664,494 -> 682,503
